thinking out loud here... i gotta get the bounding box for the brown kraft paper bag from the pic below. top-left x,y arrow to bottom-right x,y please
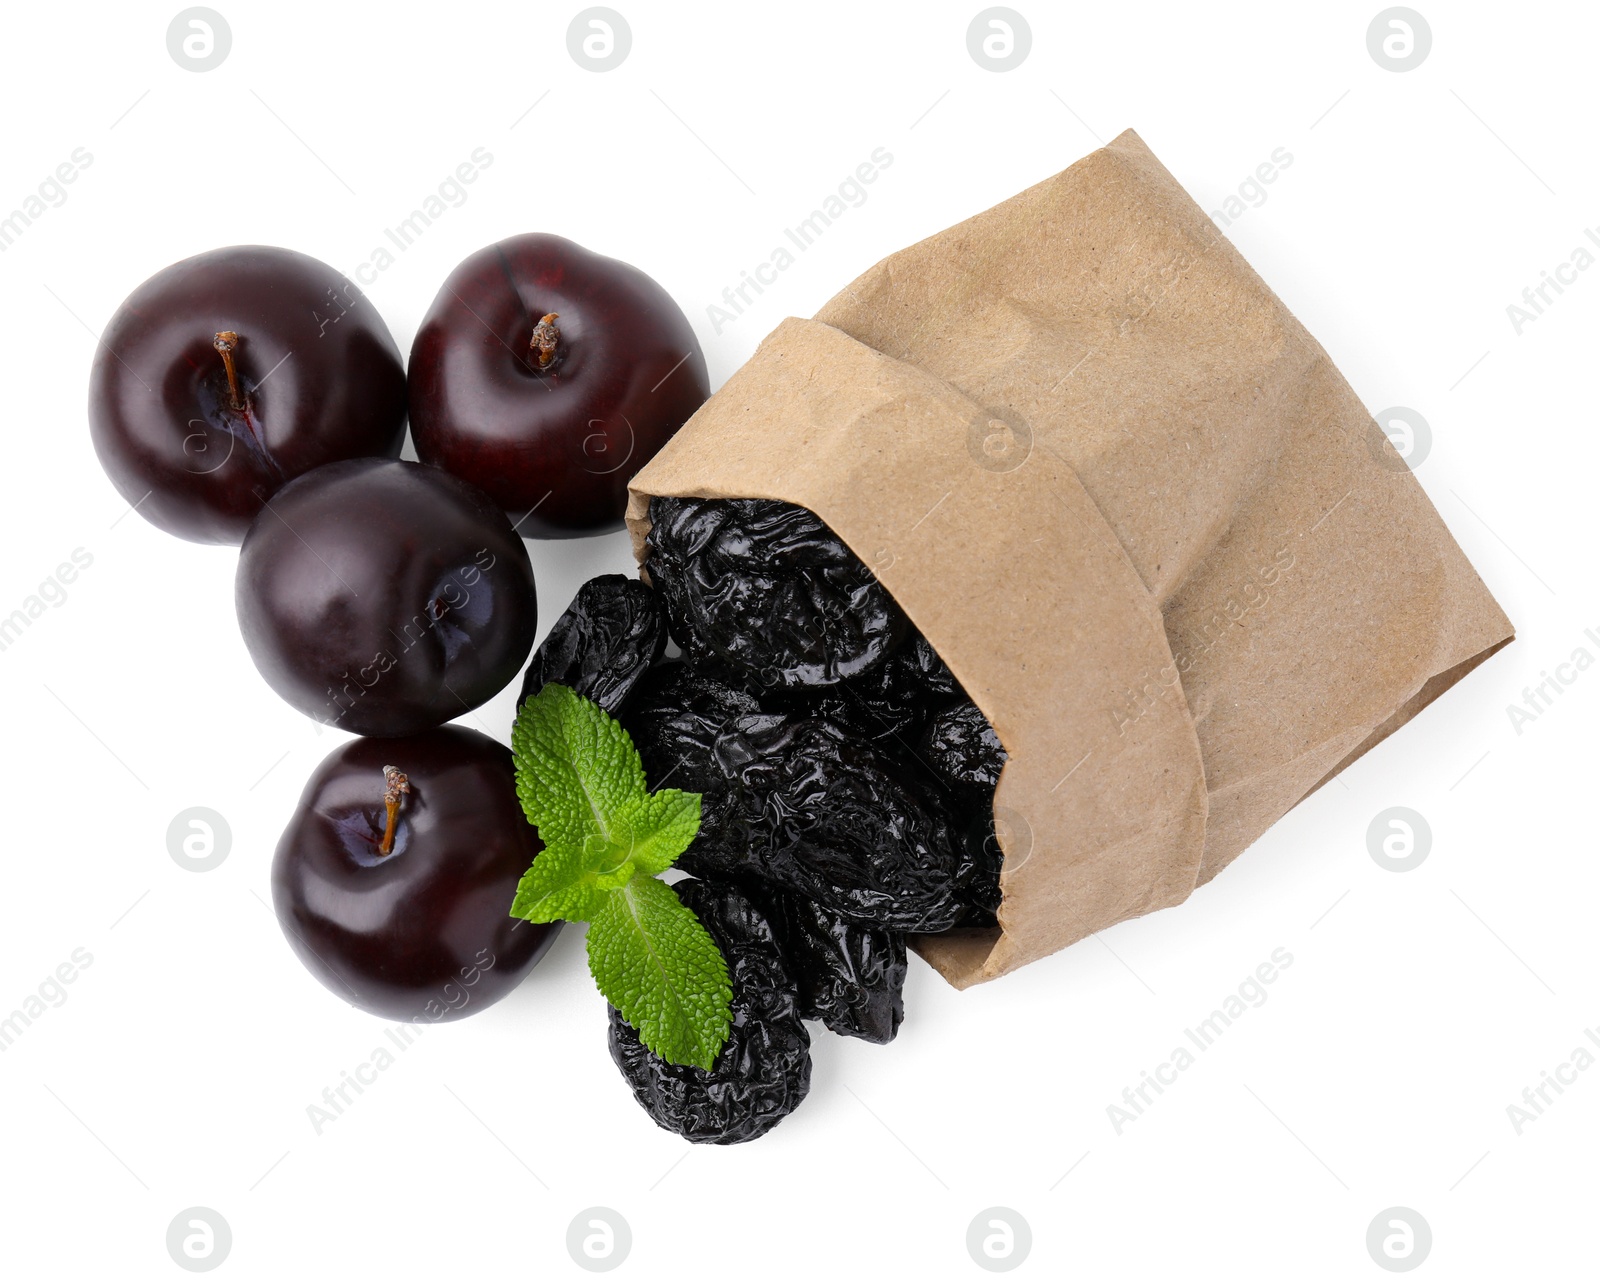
625,128 -> 1514,989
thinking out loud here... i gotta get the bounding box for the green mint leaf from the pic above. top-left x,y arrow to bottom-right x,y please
509,835 -> 616,923
617,789 -> 702,877
512,683 -> 646,850
508,682 -> 728,1065
586,875 -> 732,1070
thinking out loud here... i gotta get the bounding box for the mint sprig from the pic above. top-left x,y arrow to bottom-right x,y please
509,684 -> 731,1070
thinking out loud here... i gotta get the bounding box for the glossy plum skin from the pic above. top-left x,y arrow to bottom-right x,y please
236,458 -> 538,736
88,245 -> 407,544
407,234 -> 709,537
273,727 -> 559,1022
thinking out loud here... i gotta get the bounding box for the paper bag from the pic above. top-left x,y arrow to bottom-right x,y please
626,129 -> 1513,988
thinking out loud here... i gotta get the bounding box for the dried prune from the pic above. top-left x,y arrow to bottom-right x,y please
775,664 -> 924,745
646,496 -> 908,689
750,882 -> 906,1043
683,715 -> 968,931
917,700 -> 1007,927
607,877 -> 811,1145
953,810 -> 1005,927
887,630 -> 960,704
621,660 -> 762,799
921,699 -> 1006,795
519,574 -> 665,716
784,629 -> 959,745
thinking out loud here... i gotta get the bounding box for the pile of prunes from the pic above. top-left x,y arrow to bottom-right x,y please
520,496 -> 1006,1144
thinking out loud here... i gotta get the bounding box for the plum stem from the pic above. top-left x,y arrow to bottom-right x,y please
213,331 -> 245,411
379,765 -> 411,856
530,313 -> 560,371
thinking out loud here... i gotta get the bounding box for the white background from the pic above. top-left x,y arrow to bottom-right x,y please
0,1 -> 1593,1275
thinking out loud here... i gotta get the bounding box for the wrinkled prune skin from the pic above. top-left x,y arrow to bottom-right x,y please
621,661 -> 763,799
646,496 -> 909,690
953,810 -> 1005,928
921,699 -> 1006,794
608,877 -> 811,1145
750,882 -> 907,1043
775,664 -> 923,745
682,715 -> 967,931
916,701 -> 1007,929
519,574 -> 665,716
785,629 -> 960,745
889,631 -> 960,704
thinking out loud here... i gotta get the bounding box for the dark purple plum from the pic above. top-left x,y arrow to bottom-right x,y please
235,458 -> 537,736
273,727 -> 559,1021
408,234 -> 708,537
88,245 -> 406,544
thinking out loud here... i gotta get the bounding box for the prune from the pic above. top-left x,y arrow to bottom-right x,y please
778,651 -> 923,744
917,700 -> 1007,927
608,877 -> 811,1145
953,810 -> 1005,928
920,700 -> 1006,795
774,680 -> 917,745
683,715 -> 968,931
621,661 -> 762,797
782,629 -> 959,745
518,574 -> 665,716
887,631 -> 960,704
646,496 -> 909,689
750,882 -> 907,1043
